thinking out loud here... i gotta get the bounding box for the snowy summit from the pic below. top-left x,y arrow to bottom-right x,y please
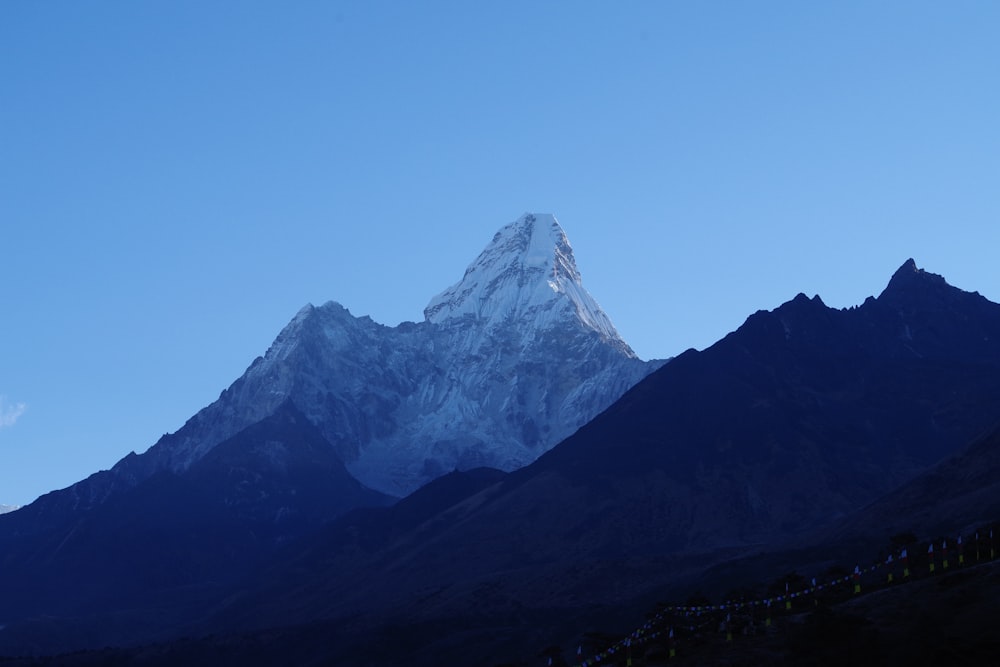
425,213 -> 626,348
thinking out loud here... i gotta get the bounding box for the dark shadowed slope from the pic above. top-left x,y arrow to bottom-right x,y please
668,418 -> 1000,620
826,418 -> 1000,544
5,260 -> 1000,665
0,403 -> 391,655
172,260 -> 1000,665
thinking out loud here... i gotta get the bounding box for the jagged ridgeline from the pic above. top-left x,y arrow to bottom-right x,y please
128,212 -> 662,497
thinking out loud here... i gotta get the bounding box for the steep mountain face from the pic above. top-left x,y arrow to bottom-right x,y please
119,213 -> 658,498
424,213 -> 625,345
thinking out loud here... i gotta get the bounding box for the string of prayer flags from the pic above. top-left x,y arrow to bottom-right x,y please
566,524 -> 999,667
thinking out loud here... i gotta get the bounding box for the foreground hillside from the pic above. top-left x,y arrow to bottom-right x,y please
588,556 -> 1000,667
7,531 -> 1000,666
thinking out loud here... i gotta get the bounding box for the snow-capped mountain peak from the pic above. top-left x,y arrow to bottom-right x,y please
96,212 -> 659,498
424,213 -> 627,350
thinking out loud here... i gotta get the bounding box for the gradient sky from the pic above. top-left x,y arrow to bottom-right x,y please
2,1 -> 999,506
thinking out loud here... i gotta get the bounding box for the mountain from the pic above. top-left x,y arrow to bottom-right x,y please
74,212 -> 657,501
0,505 -> 18,515
518,258 -> 1000,546
6,257 -> 999,665
169,259 -> 1000,666
0,212 -> 660,656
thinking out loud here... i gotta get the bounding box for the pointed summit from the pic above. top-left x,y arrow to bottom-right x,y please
880,258 -> 948,300
896,257 -> 919,275
424,213 -> 628,350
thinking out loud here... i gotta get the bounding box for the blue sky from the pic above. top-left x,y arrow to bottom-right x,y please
2,1 -> 999,506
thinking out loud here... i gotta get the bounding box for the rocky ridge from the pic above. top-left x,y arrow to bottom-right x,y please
51,213 -> 662,500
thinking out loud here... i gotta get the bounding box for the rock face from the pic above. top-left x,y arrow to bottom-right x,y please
123,213 -> 660,497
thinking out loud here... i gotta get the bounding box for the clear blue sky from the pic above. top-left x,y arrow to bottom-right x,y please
2,1 -> 999,506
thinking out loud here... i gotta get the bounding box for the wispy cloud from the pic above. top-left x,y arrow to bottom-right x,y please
0,396 -> 27,430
